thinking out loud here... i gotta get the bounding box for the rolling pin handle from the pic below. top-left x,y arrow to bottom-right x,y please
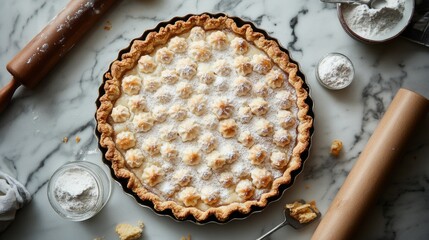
0,78 -> 21,113
4,0 -> 118,113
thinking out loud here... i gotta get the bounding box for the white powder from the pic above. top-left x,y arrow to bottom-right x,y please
342,0 -> 405,38
112,30 -> 300,207
54,167 -> 99,214
317,54 -> 354,89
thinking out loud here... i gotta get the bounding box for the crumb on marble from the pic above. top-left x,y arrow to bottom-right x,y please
285,200 -> 319,224
304,184 -> 311,190
330,139 -> 343,157
75,136 -> 81,143
104,20 -> 112,31
115,223 -> 143,240
180,234 -> 191,240
137,220 -> 145,229
62,137 -> 68,143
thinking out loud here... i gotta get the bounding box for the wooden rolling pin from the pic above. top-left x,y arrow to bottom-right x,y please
312,88 -> 429,240
0,0 -> 117,113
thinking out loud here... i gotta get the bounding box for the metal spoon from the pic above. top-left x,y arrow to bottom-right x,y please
321,0 -> 371,4
320,0 -> 385,8
256,200 -> 321,240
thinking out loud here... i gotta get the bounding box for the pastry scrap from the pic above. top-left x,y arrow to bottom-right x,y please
115,223 -> 143,240
97,14 -> 312,222
330,139 -> 343,156
180,234 -> 192,240
285,200 -> 320,224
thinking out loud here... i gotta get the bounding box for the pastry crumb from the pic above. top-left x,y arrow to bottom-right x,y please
75,136 -> 81,143
180,234 -> 191,240
330,139 -> 343,156
137,220 -> 145,229
285,200 -> 319,224
115,223 -> 143,240
104,20 -> 112,31
62,137 -> 68,143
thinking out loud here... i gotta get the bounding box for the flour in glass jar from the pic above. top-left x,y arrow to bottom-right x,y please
53,167 -> 99,213
317,53 -> 354,89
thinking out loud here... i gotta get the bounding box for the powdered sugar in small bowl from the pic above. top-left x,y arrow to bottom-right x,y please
316,53 -> 354,90
47,161 -> 111,221
337,0 -> 414,43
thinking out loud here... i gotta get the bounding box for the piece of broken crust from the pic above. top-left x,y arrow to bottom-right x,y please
330,139 -> 343,156
285,200 -> 319,224
115,223 -> 143,240
180,234 -> 191,240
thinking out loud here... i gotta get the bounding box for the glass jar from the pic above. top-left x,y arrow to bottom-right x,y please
47,161 -> 111,221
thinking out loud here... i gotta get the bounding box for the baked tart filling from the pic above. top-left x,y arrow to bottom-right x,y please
96,14 -> 312,222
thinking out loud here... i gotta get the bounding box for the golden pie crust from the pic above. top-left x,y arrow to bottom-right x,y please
96,14 -> 313,222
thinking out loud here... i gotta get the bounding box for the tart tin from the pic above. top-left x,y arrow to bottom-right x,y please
315,52 -> 354,90
95,12 -> 315,224
337,1 -> 415,44
47,161 -> 112,221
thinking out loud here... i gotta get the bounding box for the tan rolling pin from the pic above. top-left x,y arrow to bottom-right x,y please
0,0 -> 117,113
312,88 -> 429,240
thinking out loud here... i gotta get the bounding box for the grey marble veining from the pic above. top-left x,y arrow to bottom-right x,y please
0,0 -> 428,239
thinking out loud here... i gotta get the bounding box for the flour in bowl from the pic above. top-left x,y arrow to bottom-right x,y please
53,167 -> 99,213
342,0 -> 406,38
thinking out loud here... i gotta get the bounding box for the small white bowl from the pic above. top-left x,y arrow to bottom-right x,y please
337,0 -> 415,43
47,161 -> 111,221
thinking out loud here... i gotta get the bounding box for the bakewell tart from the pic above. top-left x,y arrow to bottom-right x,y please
96,14 -> 313,222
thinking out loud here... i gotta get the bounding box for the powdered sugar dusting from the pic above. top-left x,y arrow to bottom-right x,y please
111,29 -> 300,209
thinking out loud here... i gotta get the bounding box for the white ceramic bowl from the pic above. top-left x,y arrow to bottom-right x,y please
337,0 -> 415,43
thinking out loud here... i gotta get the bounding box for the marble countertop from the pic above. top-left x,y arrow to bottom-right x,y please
1,0 -> 428,239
